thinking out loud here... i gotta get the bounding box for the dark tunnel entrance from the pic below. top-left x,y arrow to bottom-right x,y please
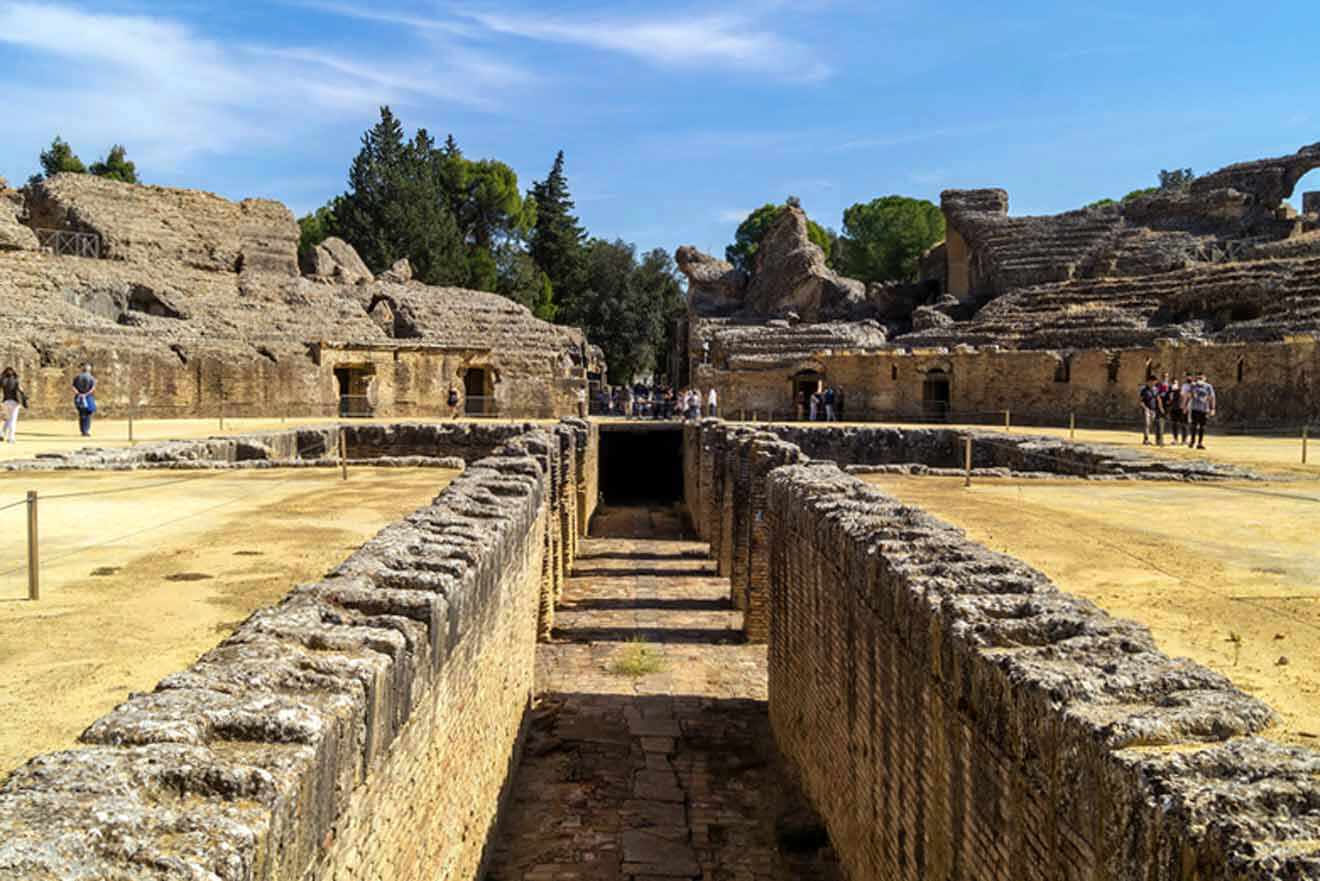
598,426 -> 684,505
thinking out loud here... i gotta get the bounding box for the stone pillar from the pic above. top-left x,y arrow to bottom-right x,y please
1304,191 -> 1320,216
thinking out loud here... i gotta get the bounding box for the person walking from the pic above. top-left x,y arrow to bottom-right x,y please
824,386 -> 837,422
447,385 -> 461,419
707,386 -> 718,419
1185,371 -> 1217,450
808,391 -> 819,422
1164,376 -> 1186,445
72,362 -> 97,437
1139,377 -> 1164,446
2,366 -> 26,444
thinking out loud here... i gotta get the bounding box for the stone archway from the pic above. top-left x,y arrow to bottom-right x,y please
922,368 -> 951,420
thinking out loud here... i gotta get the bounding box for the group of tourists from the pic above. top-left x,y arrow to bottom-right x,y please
1139,371 -> 1217,449
593,384 -> 718,421
797,385 -> 846,422
1,363 -> 97,444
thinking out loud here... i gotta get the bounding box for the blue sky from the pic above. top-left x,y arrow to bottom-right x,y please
1,0 -> 1317,258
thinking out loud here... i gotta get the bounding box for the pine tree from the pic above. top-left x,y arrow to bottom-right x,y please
334,107 -> 465,286
36,136 -> 86,180
89,145 -> 139,184
528,151 -> 587,316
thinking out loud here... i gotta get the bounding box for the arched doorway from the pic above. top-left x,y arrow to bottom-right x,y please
334,364 -> 376,417
790,370 -> 822,421
922,369 -> 951,420
464,367 -> 492,416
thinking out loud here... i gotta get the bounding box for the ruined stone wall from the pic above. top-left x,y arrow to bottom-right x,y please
695,336 -> 1320,426
0,336 -> 585,421
765,463 -> 1318,880
0,421 -> 597,881
683,421 -> 1319,878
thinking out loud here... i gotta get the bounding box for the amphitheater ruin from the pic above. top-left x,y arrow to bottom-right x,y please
0,144 -> 1318,881
675,142 -> 1320,427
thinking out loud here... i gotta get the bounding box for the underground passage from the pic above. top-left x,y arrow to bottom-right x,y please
598,425 -> 684,505
1,419 -> 1315,880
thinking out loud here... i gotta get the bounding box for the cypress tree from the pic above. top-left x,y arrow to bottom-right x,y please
335,107 -> 465,286
528,151 -> 587,315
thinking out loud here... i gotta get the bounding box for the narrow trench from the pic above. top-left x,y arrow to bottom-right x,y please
484,501 -> 838,880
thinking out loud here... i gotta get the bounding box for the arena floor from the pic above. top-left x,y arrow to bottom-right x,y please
0,416 -> 558,463
0,467 -> 458,773
862,474 -> 1320,746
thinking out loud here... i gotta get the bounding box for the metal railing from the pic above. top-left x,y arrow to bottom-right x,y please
33,228 -> 101,259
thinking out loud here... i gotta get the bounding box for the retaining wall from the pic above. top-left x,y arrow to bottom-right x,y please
686,420 -> 1320,879
0,419 -> 596,880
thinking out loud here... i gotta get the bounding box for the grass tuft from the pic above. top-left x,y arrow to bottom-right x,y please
608,639 -> 668,677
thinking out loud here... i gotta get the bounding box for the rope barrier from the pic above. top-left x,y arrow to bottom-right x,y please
0,468 -> 315,581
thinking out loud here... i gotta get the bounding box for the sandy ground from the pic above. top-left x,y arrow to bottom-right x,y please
734,419 -> 1317,478
862,474 -> 1320,746
6,416 -> 1313,477
0,416 -> 555,463
0,467 -> 457,773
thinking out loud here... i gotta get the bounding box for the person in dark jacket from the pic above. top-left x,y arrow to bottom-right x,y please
72,363 -> 96,437
2,366 -> 26,444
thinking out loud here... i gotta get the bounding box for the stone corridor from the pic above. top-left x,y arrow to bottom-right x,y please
485,506 -> 838,881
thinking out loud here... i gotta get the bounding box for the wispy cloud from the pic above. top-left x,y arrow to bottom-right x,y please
0,1 -> 527,171
282,0 -> 478,36
718,208 -> 751,223
458,6 -> 832,83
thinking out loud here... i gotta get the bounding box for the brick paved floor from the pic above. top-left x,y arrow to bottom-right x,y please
485,506 -> 838,881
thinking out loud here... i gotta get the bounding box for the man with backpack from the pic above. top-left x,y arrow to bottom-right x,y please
72,363 -> 97,437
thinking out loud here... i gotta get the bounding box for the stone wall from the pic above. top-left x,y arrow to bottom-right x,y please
0,420 -> 595,880
694,335 -> 1320,427
0,336 -> 586,421
685,420 -> 1320,879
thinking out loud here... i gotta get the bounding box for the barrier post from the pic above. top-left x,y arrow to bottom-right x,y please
128,410 -> 135,446
1304,425 -> 1310,465
964,434 -> 973,488
26,491 -> 39,601
1004,409 -> 1011,432
339,427 -> 348,481
1069,411 -> 1076,442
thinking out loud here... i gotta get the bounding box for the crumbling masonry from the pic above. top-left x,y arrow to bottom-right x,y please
1,419 -> 1316,879
676,142 -> 1320,426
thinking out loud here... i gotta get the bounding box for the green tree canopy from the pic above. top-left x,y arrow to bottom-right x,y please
89,145 -> 139,184
297,202 -> 339,254
725,201 -> 832,273
563,240 -> 683,383
1159,168 -> 1195,190
494,241 -> 556,321
636,248 -> 687,381
1090,168 -> 1197,207
37,136 -> 86,179
333,107 -> 466,287
836,195 -> 945,284
528,150 -> 587,315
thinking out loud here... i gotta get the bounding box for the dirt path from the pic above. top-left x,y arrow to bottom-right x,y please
486,506 -> 837,881
862,475 -> 1320,746
0,467 -> 457,773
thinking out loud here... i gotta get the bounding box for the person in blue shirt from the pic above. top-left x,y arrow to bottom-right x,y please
72,363 -> 96,437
